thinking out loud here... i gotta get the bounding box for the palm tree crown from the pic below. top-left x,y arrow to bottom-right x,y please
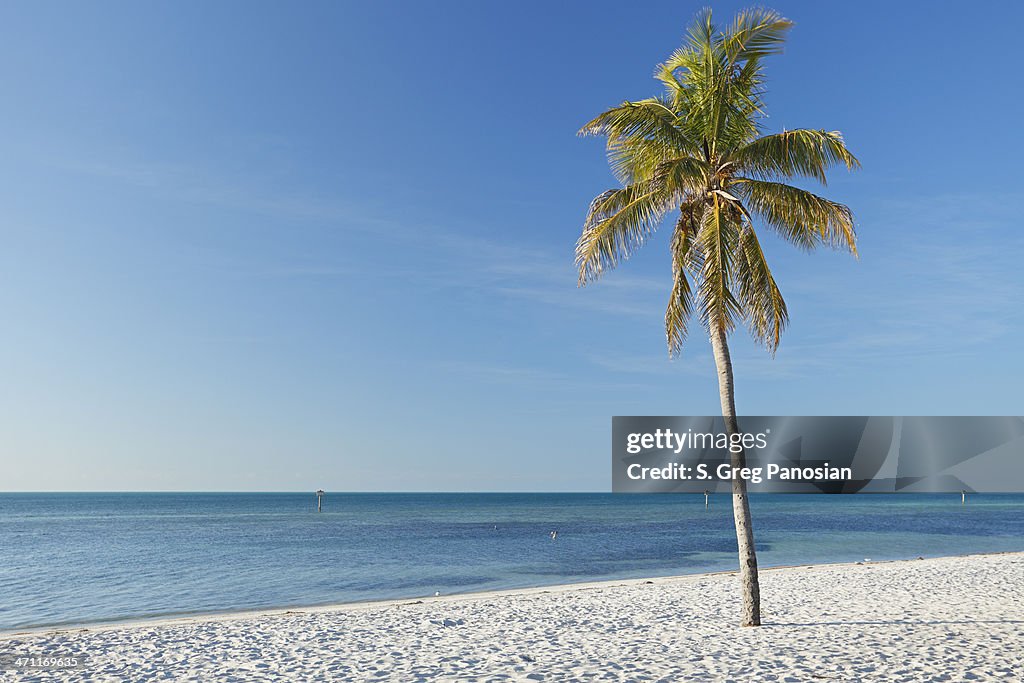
576,8 -> 859,355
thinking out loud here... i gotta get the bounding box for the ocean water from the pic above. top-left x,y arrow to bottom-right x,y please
1,492 -> 1022,631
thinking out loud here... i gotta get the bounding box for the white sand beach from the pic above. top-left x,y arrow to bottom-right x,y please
2,552 -> 1022,682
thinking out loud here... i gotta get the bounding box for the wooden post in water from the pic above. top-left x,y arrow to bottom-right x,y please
316,489 -> 325,512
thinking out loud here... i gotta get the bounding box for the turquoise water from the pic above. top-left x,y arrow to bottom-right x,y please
1,493 -> 1022,631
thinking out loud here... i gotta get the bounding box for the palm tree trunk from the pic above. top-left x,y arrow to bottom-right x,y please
710,324 -> 761,627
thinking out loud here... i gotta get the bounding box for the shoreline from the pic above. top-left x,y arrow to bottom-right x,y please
5,550 -> 1022,680
5,549 -> 1021,640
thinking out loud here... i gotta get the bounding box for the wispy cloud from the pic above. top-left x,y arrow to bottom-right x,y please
435,359 -> 665,395
435,360 -> 569,386
586,351 -> 710,377
47,155 -> 399,232
48,151 -> 1024,384
46,149 -> 670,316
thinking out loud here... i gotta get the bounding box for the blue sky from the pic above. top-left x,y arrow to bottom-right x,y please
2,1 -> 1022,491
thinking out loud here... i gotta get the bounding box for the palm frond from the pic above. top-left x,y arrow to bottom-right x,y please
666,204 -> 699,356
694,194 -> 742,332
732,129 -> 860,183
657,7 -> 789,158
580,98 -> 697,183
733,221 -> 788,351
656,10 -> 727,153
721,9 -> 793,66
734,178 -> 857,254
576,183 -> 675,284
578,97 -> 681,140
651,156 -> 709,195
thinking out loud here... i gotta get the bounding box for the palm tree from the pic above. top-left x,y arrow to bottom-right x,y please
576,8 -> 859,627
